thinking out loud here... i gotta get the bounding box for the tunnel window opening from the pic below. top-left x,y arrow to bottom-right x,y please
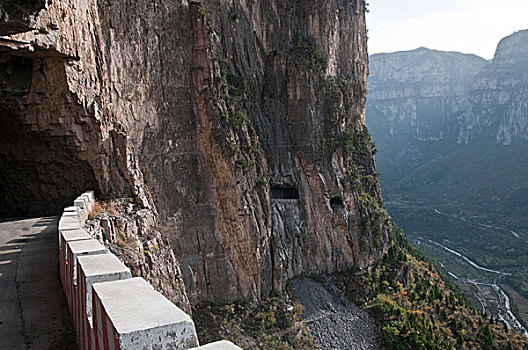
271,186 -> 299,200
330,197 -> 345,212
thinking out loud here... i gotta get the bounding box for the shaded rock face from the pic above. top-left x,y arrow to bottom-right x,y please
0,0 -> 388,304
0,106 -> 97,217
0,51 -> 105,217
0,0 -> 46,35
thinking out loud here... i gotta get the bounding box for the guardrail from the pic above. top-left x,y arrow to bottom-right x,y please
58,191 -> 241,350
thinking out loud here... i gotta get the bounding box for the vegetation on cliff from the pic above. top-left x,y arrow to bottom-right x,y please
368,36 -> 528,331
193,296 -> 316,350
336,224 -> 528,349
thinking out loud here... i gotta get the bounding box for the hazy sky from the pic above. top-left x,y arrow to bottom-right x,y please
366,0 -> 528,59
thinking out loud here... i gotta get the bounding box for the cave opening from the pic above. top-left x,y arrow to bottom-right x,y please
271,186 -> 299,200
330,197 -> 345,212
0,55 -> 97,218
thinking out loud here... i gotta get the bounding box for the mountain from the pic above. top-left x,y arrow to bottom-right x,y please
1,1 -> 526,347
367,30 -> 528,333
467,30 -> 528,145
368,47 -> 486,142
367,47 -> 488,185
369,30 -> 528,147
368,30 -> 528,212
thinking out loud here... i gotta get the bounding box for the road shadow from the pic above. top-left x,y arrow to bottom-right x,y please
0,216 -> 77,350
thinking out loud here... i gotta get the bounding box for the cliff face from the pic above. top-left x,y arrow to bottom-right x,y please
0,0 -> 388,305
466,30 -> 528,145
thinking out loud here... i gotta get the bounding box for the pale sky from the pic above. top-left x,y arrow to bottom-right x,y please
366,0 -> 528,59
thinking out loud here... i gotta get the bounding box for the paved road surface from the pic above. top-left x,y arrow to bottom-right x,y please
0,216 -> 76,349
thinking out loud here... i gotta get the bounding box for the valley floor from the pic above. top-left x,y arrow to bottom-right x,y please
413,236 -> 528,338
387,197 -> 528,337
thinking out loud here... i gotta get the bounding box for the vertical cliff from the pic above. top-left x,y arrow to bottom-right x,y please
169,0 -> 390,302
0,0 -> 388,304
368,30 -> 528,149
467,30 -> 528,145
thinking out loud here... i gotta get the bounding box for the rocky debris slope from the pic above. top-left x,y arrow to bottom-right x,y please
290,277 -> 380,350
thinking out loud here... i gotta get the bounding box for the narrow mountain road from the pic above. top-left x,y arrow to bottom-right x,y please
290,278 -> 380,350
0,216 -> 76,350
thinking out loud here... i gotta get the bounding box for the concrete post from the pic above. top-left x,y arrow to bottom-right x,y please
59,228 -> 91,289
65,239 -> 108,311
59,216 -> 82,232
76,254 -> 132,350
92,278 -> 199,349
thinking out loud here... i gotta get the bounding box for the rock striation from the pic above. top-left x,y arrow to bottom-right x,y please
0,0 -> 388,306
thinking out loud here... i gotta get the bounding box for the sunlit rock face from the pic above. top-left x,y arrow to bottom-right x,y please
0,0 -> 388,305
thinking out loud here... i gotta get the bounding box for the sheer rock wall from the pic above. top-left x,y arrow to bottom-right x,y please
0,0 -> 388,304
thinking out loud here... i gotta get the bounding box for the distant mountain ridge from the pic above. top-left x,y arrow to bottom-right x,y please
368,29 -> 528,145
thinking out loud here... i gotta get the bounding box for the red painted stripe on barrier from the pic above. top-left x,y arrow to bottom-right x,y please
59,236 -> 65,286
80,272 -> 86,350
88,325 -> 93,350
65,248 -> 69,302
67,249 -> 73,309
93,296 -> 101,350
101,301 -> 110,350
74,266 -> 81,347
60,241 -> 65,288
113,326 -> 119,350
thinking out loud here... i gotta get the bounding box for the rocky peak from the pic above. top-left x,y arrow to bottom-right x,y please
492,29 -> 528,67
468,29 -> 528,144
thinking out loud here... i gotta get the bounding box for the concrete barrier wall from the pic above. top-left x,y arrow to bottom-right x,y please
58,191 -> 241,350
